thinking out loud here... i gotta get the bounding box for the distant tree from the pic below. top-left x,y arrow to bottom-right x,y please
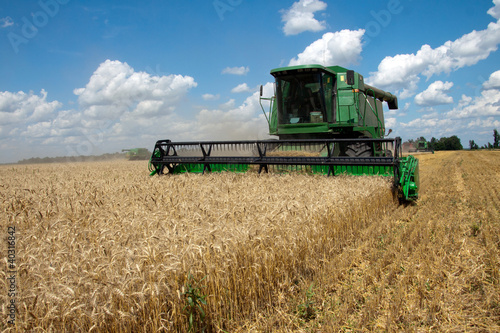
432,135 -> 463,151
446,135 -> 463,150
433,138 -> 445,151
494,129 -> 499,149
429,137 -> 438,150
469,140 -> 479,150
488,142 -> 493,149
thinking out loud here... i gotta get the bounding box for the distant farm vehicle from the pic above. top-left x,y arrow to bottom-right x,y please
122,148 -> 151,160
408,140 -> 434,153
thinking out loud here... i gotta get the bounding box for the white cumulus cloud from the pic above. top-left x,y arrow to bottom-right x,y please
231,83 -> 256,93
0,16 -> 13,28
444,70 -> 500,119
220,99 -> 235,109
467,117 -> 500,129
392,69 -> 500,143
0,60 -> 199,162
414,81 -> 454,106
0,89 -> 61,128
385,117 -> 397,129
202,93 -> 220,101
281,0 -> 327,36
289,29 -> 365,66
446,88 -> 500,119
368,1 -> 500,98
488,0 -> 500,19
74,59 -> 197,118
222,66 -> 250,75
483,70 -> 500,89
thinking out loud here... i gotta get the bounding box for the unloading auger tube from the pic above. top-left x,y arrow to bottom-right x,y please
148,137 -> 419,202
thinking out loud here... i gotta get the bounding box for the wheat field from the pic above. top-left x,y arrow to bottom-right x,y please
1,150 -> 499,332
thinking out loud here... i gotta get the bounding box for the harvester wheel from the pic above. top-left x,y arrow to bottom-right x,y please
345,142 -> 373,157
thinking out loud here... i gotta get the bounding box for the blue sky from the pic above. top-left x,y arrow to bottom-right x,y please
1,0 -> 499,163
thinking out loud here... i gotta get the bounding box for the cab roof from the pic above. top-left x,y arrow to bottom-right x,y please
270,64 -> 349,76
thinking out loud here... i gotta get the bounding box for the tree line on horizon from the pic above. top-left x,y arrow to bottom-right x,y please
406,135 -> 463,151
469,129 -> 500,150
17,152 -> 127,165
407,129 -> 499,151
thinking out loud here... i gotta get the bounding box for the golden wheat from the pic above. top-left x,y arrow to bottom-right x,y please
0,161 -> 392,332
0,151 -> 498,332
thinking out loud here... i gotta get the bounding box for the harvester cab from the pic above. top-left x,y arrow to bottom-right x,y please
261,65 -> 398,157
149,64 -> 419,203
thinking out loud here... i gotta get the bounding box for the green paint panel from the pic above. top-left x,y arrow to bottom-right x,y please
277,123 -> 330,134
170,163 -> 393,177
339,95 -> 355,106
332,165 -> 393,176
172,164 -> 250,174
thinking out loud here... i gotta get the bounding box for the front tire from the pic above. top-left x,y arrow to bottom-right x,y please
345,142 -> 373,157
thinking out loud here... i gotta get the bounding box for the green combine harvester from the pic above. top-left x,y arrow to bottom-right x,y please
416,139 -> 434,153
122,148 -> 150,160
149,64 -> 419,202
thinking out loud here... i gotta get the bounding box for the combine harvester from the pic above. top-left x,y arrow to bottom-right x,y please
122,148 -> 151,160
415,139 -> 434,153
149,65 -> 419,202
407,140 -> 434,154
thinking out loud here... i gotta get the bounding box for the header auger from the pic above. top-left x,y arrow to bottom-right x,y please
149,64 -> 419,202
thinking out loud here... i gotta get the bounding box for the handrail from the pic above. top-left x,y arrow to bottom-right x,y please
259,96 -> 274,126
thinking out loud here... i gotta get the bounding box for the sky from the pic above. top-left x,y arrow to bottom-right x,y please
1,0 -> 500,163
